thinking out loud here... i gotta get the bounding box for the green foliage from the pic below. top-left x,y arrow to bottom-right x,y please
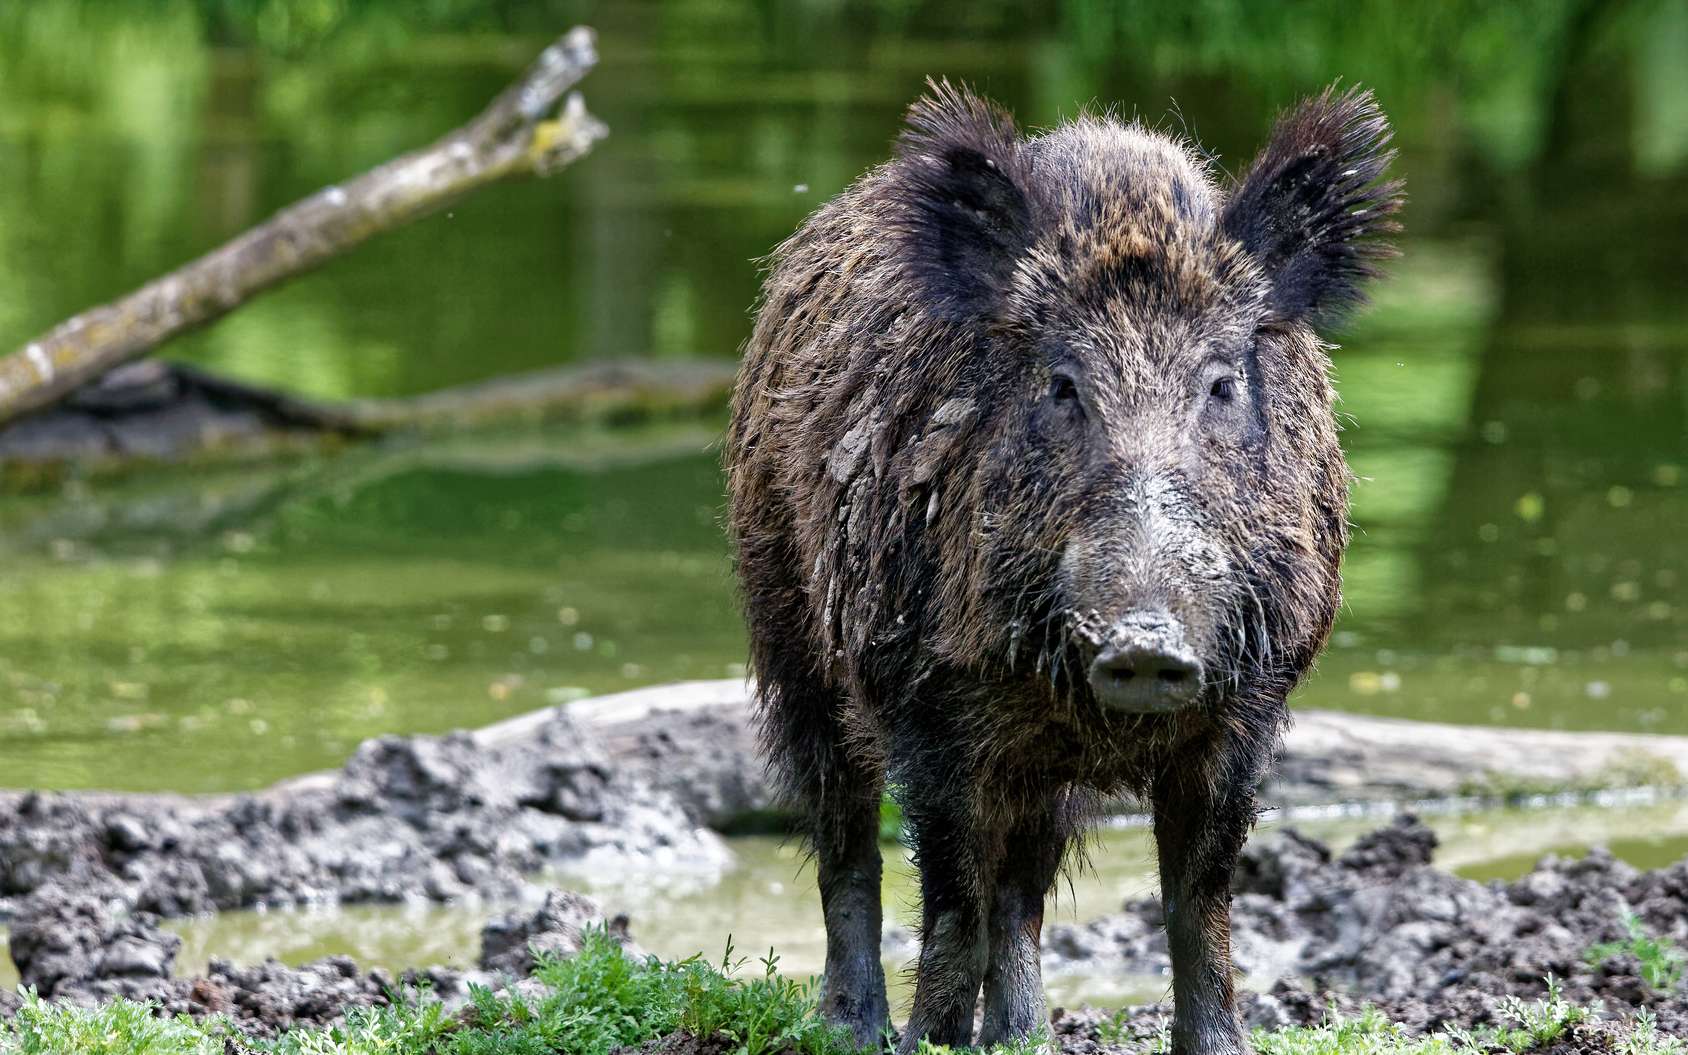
438,928 -> 856,1055
254,1000 -> 455,1055
426,929 -> 853,1055
913,1025 -> 1051,1055
0,988 -> 231,1055
1455,976 -> 1593,1051
1254,1005 -> 1464,1055
5,955 -> 1680,1055
1615,1010 -> 1688,1055
879,792 -> 906,844
1587,912 -> 1687,992
1252,979 -> 1597,1055
672,942 -> 855,1055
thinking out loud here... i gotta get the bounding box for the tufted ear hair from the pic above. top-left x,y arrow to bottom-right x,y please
890,79 -> 1038,323
1223,85 -> 1404,329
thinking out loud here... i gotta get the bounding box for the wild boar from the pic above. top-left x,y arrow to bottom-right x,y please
725,81 -> 1402,1054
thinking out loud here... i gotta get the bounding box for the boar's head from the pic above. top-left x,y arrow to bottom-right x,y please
890,82 -> 1402,718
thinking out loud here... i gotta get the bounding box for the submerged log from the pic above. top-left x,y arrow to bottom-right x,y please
0,27 -> 606,428
0,357 -> 738,469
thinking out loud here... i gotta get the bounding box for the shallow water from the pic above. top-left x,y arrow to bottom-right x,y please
5,371 -> 1685,792
4,799 -> 1681,1004
0,0 -> 1681,825
2,2 -> 1684,793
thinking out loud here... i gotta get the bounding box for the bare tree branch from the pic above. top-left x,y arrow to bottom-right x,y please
0,26 -> 606,427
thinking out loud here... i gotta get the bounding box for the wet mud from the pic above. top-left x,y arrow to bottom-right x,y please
5,686 -> 1687,1047
7,815 -> 1687,1049
1043,816 -> 1688,1048
0,708 -> 728,926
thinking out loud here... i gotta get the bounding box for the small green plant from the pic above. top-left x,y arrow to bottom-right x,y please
1587,912 -> 1686,991
255,1000 -> 452,1055
1253,1004 -> 1462,1055
1095,1009 -> 1168,1054
914,1025 -> 1050,1055
673,938 -> 855,1055
1481,976 -> 1594,1050
1094,1007 -> 1131,1046
1252,979 -> 1600,1055
1615,1009 -> 1688,1055
0,988 -> 231,1055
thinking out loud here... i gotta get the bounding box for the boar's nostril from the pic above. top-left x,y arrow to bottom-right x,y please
1087,625 -> 1203,713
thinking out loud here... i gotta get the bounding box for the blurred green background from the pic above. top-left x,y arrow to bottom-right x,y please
0,0 -> 1684,792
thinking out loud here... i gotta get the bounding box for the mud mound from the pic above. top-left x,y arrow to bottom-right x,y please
8,886 -> 178,1004
0,710 -> 726,925
1047,815 -> 1688,1037
1052,991 -> 1669,1055
479,889 -> 638,977
5,880 -> 636,1036
8,818 -> 1688,1047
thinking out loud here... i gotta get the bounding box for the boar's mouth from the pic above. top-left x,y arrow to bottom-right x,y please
1083,610 -> 1205,713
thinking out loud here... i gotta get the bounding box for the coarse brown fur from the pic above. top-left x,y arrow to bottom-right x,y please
725,81 -> 1402,1054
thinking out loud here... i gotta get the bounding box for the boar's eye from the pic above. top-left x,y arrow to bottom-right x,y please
1049,375 -> 1080,402
1209,376 -> 1237,403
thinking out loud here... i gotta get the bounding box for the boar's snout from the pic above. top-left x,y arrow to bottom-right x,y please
1087,611 -> 1203,713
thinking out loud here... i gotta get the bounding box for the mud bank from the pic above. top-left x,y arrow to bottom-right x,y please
479,678 -> 1688,811
0,704 -> 730,926
6,679 -> 1687,929
1046,816 -> 1688,1043
6,818 -> 1685,1050
0,886 -> 629,1036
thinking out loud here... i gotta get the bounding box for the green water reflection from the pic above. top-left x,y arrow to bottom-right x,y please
1,0 -> 1686,791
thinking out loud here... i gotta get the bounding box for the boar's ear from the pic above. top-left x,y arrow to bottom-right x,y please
891,79 -> 1036,322
1223,85 -> 1404,329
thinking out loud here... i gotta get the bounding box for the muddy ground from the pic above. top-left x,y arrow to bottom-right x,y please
5,816 -> 1686,1049
7,682 -> 1687,931
6,688 -> 1688,1047
1047,816 -> 1688,1046
0,885 -> 631,1036
0,708 -> 732,927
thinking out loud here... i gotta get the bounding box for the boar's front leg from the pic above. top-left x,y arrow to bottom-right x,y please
978,808 -> 1067,1046
1151,744 -> 1259,1055
897,777 -> 991,1054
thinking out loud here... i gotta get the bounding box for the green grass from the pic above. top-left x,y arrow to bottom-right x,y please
1587,912 -> 1687,992
0,990 -> 234,1055
1252,978 -> 1684,1055
0,931 -> 855,1055
2,943 -> 1681,1055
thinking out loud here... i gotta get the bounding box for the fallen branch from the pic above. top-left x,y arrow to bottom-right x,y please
0,26 -> 606,428
0,358 -> 738,472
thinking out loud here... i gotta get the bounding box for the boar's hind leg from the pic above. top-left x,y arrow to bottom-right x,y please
764,686 -> 889,1049
814,765 -> 891,1050
1151,753 -> 1256,1055
978,810 -> 1067,1046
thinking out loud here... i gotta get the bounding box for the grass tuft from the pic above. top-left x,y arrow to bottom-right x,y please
2,943 -> 1679,1055
0,988 -> 232,1055
1587,912 -> 1686,992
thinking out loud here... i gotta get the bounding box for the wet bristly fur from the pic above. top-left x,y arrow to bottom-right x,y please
726,80 -> 1402,1054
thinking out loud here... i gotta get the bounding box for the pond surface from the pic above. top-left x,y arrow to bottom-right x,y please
1,3 -> 1685,794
